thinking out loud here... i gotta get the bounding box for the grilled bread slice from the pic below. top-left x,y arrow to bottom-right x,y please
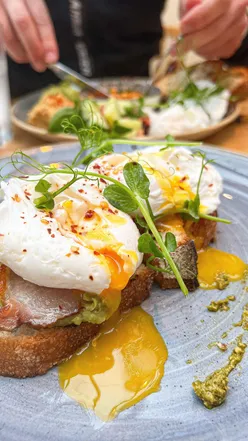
0,265 -> 154,378
152,214 -> 217,291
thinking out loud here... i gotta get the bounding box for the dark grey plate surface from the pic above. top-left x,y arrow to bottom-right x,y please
0,143 -> 248,441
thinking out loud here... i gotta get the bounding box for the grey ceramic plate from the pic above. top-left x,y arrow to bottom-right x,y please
0,143 -> 248,441
11,80 -> 240,143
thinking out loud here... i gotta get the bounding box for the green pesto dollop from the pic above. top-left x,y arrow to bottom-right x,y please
192,337 -> 247,409
207,296 -> 236,312
55,293 -> 109,327
215,272 -> 230,290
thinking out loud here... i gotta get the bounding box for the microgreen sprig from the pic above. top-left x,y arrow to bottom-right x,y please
176,151 -> 231,224
0,117 -> 231,297
103,161 -> 188,295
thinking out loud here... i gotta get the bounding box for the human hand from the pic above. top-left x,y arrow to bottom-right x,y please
0,0 -> 59,71
180,0 -> 248,59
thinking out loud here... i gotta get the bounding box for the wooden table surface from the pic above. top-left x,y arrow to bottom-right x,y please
1,103 -> 248,158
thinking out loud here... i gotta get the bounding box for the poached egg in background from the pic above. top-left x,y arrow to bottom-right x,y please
145,80 -> 230,137
89,146 -> 223,216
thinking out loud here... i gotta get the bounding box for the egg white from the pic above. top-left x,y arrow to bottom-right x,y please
89,146 -> 222,216
0,175 -> 142,293
145,80 -> 230,137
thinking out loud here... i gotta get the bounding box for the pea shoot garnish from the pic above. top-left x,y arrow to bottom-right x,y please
0,117 -> 231,296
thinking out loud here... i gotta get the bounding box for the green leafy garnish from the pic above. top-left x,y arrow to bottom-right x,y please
124,97 -> 145,118
0,115 -> 232,296
138,232 -> 163,258
123,162 -> 150,200
103,184 -> 138,213
102,160 -> 188,295
165,232 -> 177,253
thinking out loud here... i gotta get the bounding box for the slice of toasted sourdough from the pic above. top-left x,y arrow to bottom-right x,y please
0,265 -> 154,379
152,214 -> 217,291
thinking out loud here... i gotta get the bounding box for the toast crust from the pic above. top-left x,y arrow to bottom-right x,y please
154,213 -> 217,291
0,265 -> 154,378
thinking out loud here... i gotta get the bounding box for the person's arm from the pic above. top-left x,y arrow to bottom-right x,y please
0,0 -> 59,71
180,0 -> 248,61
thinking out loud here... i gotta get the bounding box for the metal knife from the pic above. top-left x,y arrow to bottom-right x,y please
48,62 -> 110,99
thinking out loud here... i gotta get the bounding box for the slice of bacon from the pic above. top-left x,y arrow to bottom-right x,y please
0,266 -> 83,331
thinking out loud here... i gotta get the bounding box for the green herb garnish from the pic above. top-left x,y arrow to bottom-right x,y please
0,116 -> 231,296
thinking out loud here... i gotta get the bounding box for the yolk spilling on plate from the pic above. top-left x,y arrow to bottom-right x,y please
100,289 -> 121,319
58,307 -> 168,421
198,248 -> 247,289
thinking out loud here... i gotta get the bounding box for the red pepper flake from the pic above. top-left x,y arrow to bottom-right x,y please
209,183 -> 213,188
78,189 -> 84,194
24,189 -> 31,200
11,194 -> 21,203
180,176 -> 187,183
89,275 -> 94,281
20,216 -> 25,219
108,208 -> 115,214
84,209 -> 95,219
71,246 -> 80,255
51,234 -> 55,238
59,305 -> 63,310
179,186 -> 185,190
33,214 -> 38,218
0,234 -> 4,237
47,228 -> 52,235
94,250 -> 100,255
90,183 -> 94,187
71,225 -> 78,233
22,249 -> 27,253
66,253 -> 71,258
23,222 -> 27,224
100,178 -> 106,184
93,163 -> 100,170
205,166 -> 209,170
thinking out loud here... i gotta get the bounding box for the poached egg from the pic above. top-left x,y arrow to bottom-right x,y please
0,174 -> 142,294
145,80 -> 230,137
89,146 -> 223,216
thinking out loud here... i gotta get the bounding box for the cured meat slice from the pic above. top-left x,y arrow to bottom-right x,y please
0,266 -> 82,331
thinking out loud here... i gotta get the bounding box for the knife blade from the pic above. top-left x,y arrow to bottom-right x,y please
48,62 -> 110,99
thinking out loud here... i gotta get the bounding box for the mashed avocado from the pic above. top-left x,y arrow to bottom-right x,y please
193,336 -> 247,409
55,293 -> 109,327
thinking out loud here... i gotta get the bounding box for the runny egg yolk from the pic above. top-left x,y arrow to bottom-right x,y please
58,307 -> 168,421
101,249 -> 130,291
198,248 -> 247,290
